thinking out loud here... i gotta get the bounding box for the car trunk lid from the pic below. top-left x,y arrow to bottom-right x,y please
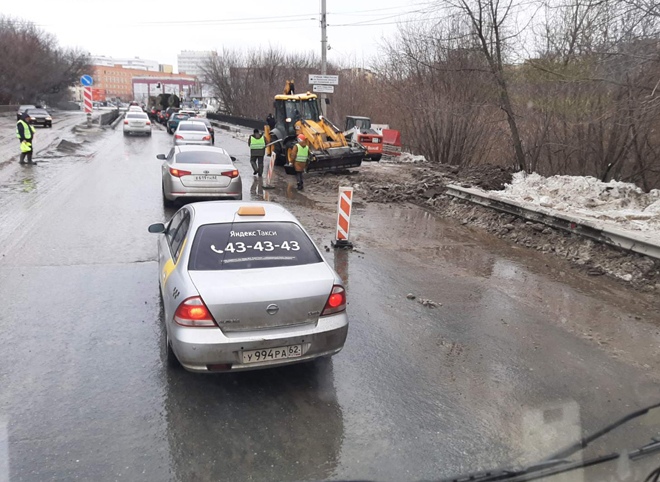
176,163 -> 235,188
188,263 -> 333,332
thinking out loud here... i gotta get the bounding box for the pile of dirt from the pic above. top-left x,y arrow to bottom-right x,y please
302,157 -> 659,290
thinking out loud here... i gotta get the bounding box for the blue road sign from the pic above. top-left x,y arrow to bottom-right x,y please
80,75 -> 93,87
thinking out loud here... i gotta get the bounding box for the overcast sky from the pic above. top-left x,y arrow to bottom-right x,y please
4,0 -> 436,71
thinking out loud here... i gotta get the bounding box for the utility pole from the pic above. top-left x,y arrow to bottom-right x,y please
320,0 -> 327,116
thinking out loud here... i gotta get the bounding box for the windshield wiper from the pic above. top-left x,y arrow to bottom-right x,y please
442,401 -> 660,482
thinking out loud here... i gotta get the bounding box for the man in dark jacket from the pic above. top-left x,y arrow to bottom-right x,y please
16,112 -> 36,165
248,129 -> 266,176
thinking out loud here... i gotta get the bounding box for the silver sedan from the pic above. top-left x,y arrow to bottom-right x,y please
174,120 -> 212,146
159,146 -> 243,206
148,201 -> 349,373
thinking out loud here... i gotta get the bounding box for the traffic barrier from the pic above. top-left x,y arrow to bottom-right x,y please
333,186 -> 354,248
83,87 -> 93,114
263,152 -> 276,190
445,184 -> 660,260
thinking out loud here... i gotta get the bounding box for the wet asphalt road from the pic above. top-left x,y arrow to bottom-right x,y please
0,121 -> 659,482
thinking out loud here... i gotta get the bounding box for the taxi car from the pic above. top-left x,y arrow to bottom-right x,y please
148,201 -> 349,373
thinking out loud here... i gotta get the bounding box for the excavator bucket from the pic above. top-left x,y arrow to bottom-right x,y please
283,146 -> 366,175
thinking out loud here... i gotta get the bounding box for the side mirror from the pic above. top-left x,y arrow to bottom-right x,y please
148,223 -> 166,233
156,154 -> 166,160
230,156 -> 237,162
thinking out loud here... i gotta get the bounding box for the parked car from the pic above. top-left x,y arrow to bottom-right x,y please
147,200 -> 348,372
167,113 -> 190,134
173,121 -> 212,146
158,145 -> 242,205
123,112 -> 152,136
16,105 -> 36,120
25,108 -> 52,127
190,117 -> 215,144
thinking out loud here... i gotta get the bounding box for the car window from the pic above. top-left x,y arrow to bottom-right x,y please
27,109 -> 48,115
188,221 -> 323,271
165,209 -> 185,249
174,151 -> 231,164
126,113 -> 147,119
170,213 -> 191,263
179,123 -> 207,132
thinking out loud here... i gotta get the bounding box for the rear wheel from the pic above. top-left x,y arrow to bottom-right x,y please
370,154 -> 382,162
167,127 -> 172,134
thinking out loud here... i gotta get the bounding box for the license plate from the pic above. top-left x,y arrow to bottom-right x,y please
241,344 -> 302,364
194,175 -> 218,181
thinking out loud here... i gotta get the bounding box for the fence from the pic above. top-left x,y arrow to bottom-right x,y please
206,112 -> 264,130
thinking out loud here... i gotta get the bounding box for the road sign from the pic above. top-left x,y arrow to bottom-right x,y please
80,75 -> 93,87
313,84 -> 334,94
309,74 -> 338,85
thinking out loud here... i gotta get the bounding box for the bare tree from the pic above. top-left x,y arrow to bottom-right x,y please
0,16 -> 90,104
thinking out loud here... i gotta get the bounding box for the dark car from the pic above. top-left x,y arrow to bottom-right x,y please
16,105 -> 36,120
190,117 -> 215,144
167,113 -> 190,134
25,108 -> 52,128
161,107 -> 180,126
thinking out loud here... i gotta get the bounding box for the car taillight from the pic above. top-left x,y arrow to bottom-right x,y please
175,135 -> 184,140
221,169 -> 239,178
169,167 -> 191,177
174,296 -> 217,327
321,285 -> 346,316
146,121 -> 151,125
124,120 -> 128,124
202,135 -> 210,141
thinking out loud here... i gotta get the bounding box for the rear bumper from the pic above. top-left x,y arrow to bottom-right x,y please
163,175 -> 242,200
169,312 -> 349,373
173,140 -> 213,146
123,125 -> 151,134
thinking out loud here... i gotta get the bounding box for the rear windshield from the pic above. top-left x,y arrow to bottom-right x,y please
126,113 -> 147,119
188,221 -> 323,270
175,151 -> 230,164
179,123 -> 207,132
172,114 -> 189,120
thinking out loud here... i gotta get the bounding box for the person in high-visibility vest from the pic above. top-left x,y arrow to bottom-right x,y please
289,134 -> 309,191
16,112 -> 36,165
248,128 -> 266,176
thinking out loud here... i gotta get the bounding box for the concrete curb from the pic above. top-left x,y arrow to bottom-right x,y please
446,184 -> 660,260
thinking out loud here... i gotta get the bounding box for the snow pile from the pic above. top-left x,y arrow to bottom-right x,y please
383,152 -> 427,163
495,172 -> 660,233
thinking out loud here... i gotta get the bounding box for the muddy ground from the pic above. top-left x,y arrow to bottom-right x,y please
301,157 -> 660,292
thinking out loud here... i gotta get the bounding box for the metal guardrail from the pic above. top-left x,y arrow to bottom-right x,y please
445,184 -> 660,260
206,112 -> 263,130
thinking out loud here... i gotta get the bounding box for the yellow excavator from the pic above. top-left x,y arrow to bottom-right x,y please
264,80 -> 366,174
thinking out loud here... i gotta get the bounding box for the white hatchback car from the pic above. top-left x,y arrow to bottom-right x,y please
148,201 -> 349,373
123,112 -> 151,136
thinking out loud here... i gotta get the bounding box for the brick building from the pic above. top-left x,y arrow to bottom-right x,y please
90,65 -> 197,101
